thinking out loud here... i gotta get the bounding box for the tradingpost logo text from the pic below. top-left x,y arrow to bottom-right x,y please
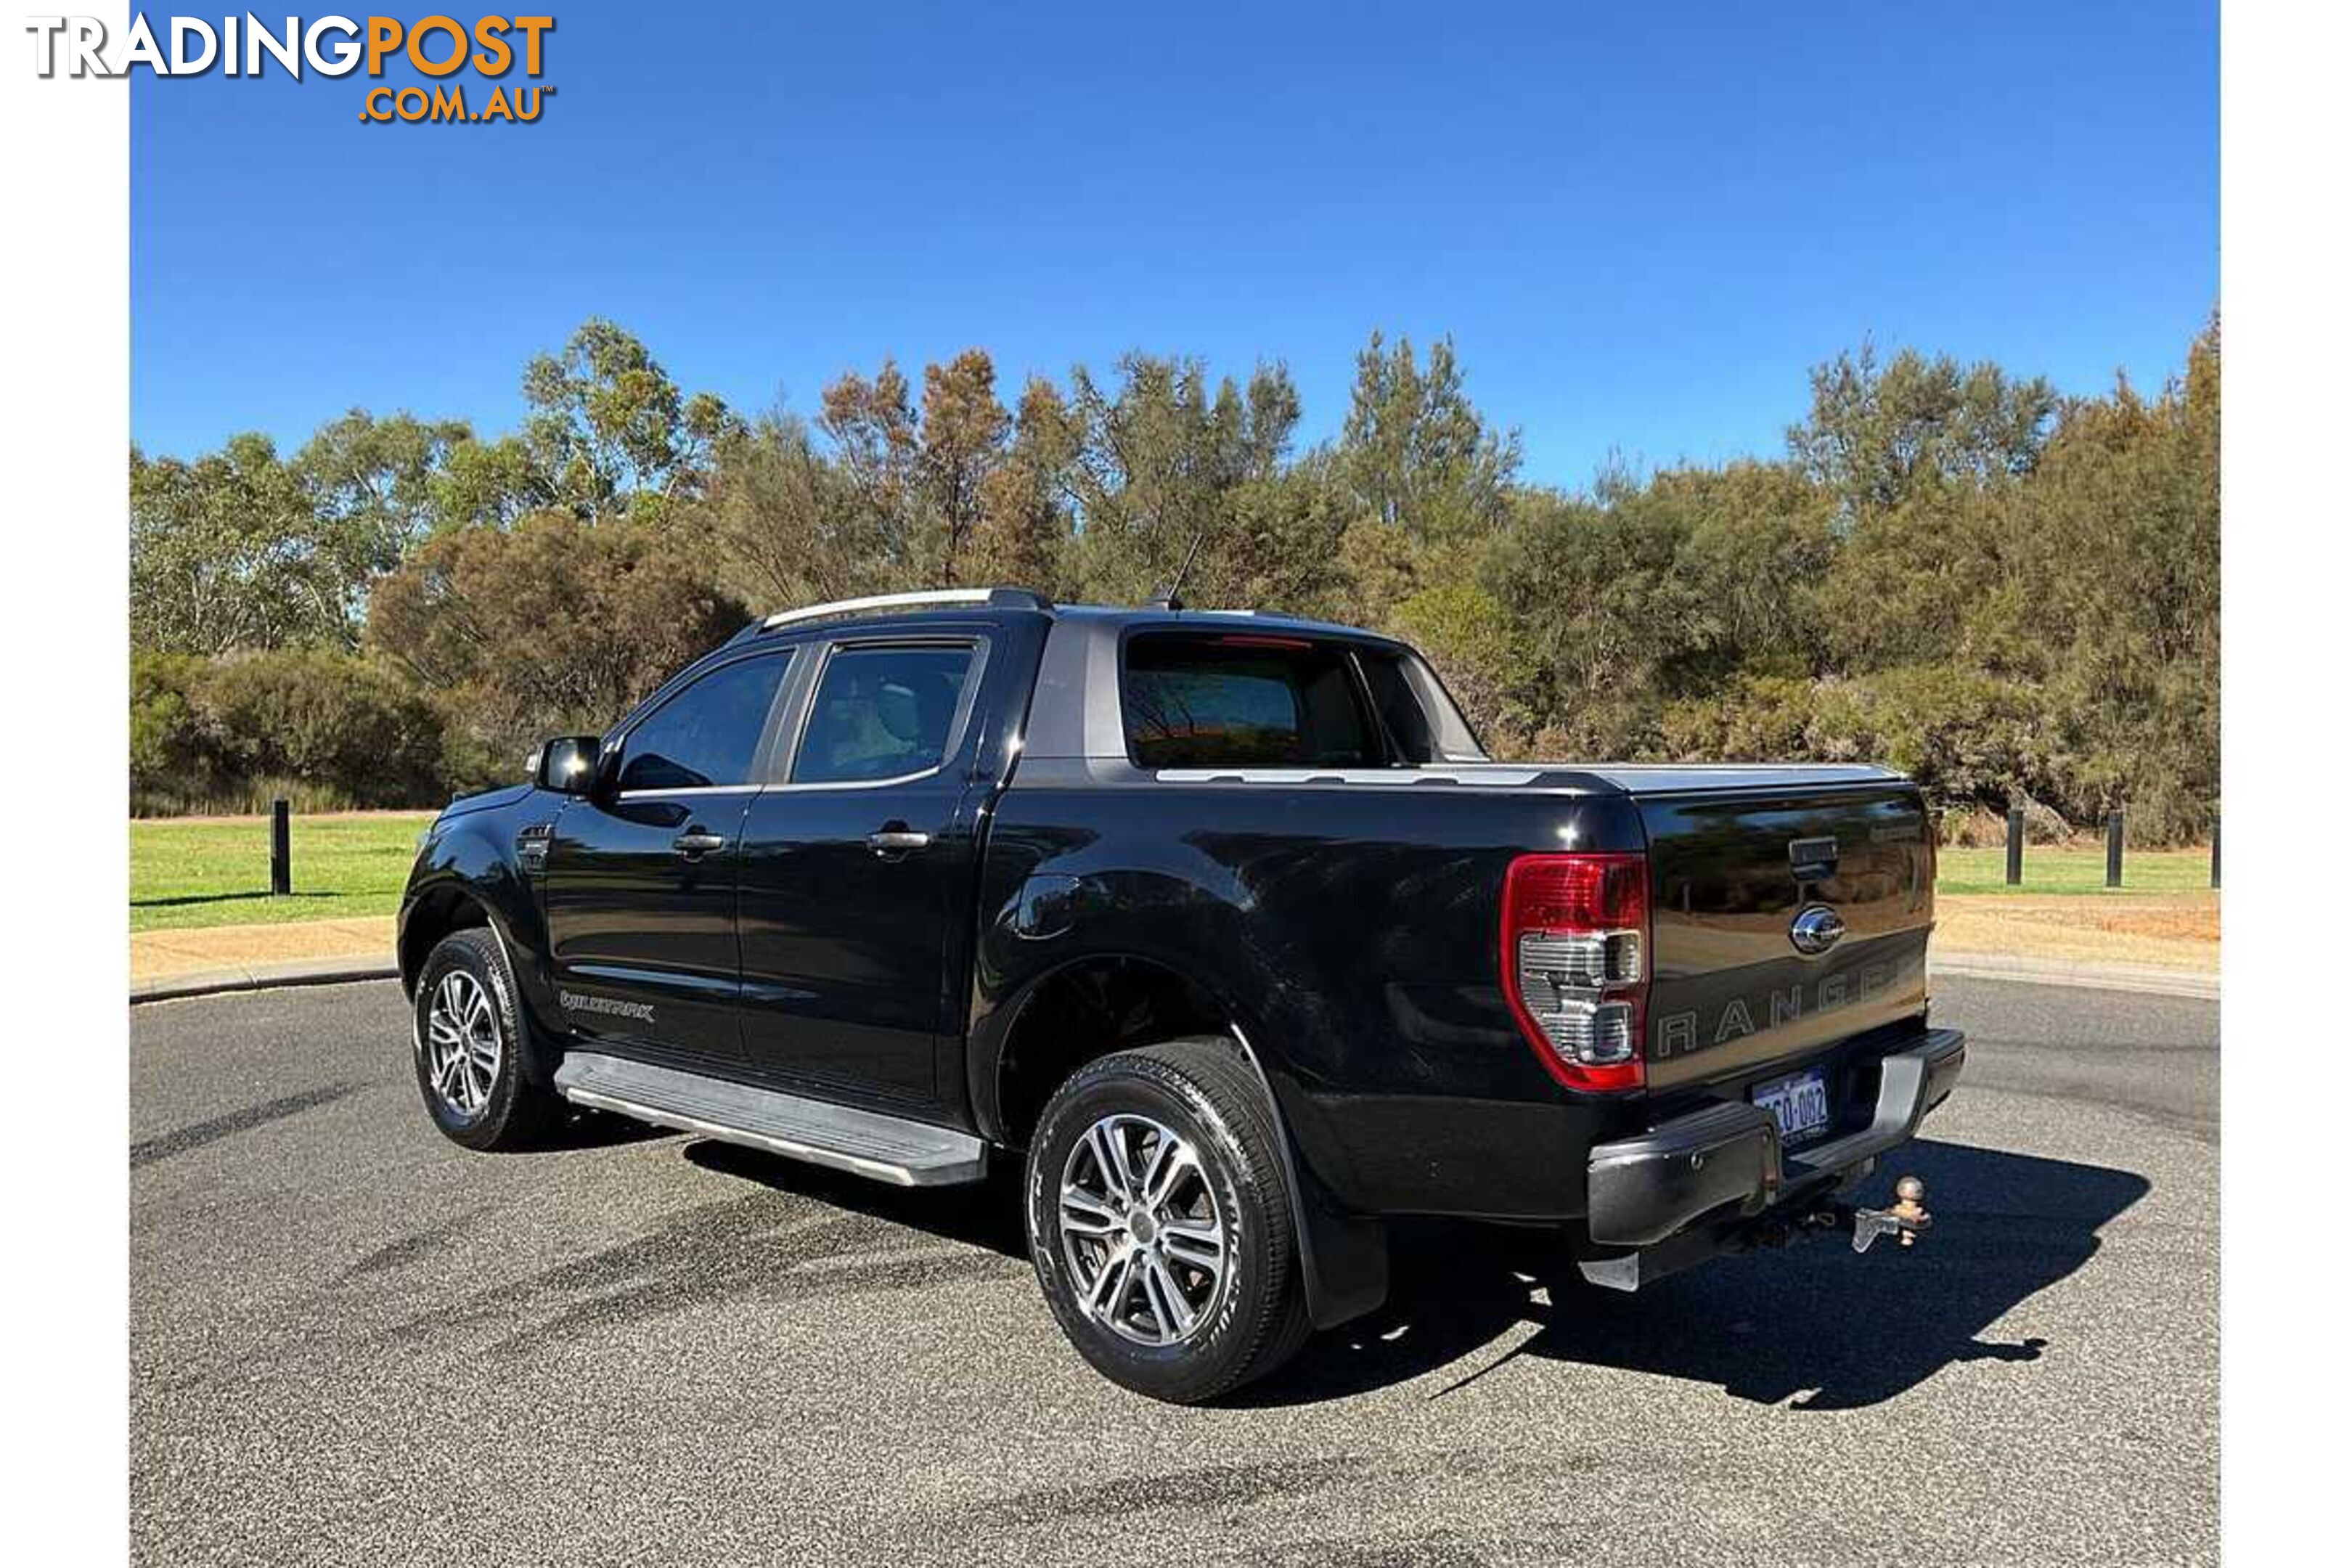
23,14 -> 558,123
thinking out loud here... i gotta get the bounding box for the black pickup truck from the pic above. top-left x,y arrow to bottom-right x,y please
399,587 -> 1963,1401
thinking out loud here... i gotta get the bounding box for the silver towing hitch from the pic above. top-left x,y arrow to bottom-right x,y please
1843,1175 -> 1932,1254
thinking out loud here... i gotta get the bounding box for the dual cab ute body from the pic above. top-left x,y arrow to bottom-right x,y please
400,588 -> 1963,1399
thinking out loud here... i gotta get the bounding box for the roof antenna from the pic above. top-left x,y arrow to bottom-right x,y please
1150,527 -> 1207,611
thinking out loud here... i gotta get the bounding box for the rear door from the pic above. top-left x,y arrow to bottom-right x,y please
542,648 -> 794,1068
733,635 -> 992,1108
1636,778 -> 1935,1092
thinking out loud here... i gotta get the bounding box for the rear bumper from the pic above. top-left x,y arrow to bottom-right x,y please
1586,1028 -> 1966,1251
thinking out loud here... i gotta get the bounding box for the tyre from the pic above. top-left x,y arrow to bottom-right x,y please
1024,1036 -> 1312,1402
411,928 -> 562,1151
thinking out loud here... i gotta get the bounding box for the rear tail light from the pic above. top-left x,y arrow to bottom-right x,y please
1501,852 -> 1650,1092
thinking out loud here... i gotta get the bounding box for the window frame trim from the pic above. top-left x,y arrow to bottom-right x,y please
776,633 -> 992,791
608,645 -> 799,799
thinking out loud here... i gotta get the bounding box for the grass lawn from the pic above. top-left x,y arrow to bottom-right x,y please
130,812 -> 437,932
128,812 -> 2218,934
1935,844 -> 2217,897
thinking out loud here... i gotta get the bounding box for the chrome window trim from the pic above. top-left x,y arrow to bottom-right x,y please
613,783 -> 765,801
759,767 -> 947,794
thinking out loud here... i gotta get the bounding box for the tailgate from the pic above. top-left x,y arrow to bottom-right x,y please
1638,782 -> 1933,1090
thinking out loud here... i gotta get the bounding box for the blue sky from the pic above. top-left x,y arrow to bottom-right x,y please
131,0 -> 2218,488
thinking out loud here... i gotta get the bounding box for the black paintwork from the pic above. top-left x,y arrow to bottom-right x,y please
399,600 -> 1949,1326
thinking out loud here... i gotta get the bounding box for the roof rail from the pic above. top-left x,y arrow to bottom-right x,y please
760,587 -> 1049,630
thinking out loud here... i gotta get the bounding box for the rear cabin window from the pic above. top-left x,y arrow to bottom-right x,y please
1116,632 -> 1396,769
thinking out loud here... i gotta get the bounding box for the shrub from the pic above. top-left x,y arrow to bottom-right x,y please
130,650 -> 452,814
197,650 -> 446,807
131,653 -> 226,813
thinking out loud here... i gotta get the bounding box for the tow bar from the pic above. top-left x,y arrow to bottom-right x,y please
1838,1175 -> 1932,1254
1577,1174 -> 1937,1291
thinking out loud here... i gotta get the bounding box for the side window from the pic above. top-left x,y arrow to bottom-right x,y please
616,655 -> 788,792
1122,634 -> 1381,767
794,643 -> 977,785
1357,649 -> 1488,763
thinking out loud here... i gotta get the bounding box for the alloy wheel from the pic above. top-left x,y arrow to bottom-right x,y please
424,969 -> 501,1119
1057,1112 -> 1228,1346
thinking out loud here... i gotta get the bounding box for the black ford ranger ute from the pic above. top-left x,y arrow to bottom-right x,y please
399,587 -> 1964,1402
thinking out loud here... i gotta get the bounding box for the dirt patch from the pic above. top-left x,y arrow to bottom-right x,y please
1935,894 -> 2218,971
131,917 -> 395,984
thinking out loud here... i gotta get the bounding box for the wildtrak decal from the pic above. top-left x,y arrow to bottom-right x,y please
560,989 -> 653,1025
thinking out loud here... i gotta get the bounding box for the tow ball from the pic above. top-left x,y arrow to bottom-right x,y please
1842,1175 -> 1932,1254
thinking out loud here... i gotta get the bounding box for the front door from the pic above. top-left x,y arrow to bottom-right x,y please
542,649 -> 793,1067
735,637 -> 987,1106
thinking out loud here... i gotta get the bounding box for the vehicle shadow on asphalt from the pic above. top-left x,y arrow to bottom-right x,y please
1233,1139 -> 2150,1410
681,1140 -> 1032,1260
548,1106 -> 685,1151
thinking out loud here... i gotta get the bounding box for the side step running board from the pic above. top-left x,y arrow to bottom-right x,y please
553,1053 -> 987,1188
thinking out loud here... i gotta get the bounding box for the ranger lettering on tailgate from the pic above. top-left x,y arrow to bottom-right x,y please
1652,955 -> 1911,1060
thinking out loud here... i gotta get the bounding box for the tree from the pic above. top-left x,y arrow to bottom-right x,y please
1338,332 -> 1519,540
1061,353 -> 1305,602
1623,460 -> 1838,683
131,435 -> 377,654
293,409 -> 471,564
428,433 -> 549,531
970,377 -> 1078,593
701,410 -> 897,611
520,318 -> 735,522
817,357 -> 923,576
1788,342 -> 2057,520
366,511 -> 749,767
916,350 -> 1011,584
1391,554 -> 1538,752
123,314 -> 2221,841
1490,486 -> 1707,758
2012,319 -> 2220,833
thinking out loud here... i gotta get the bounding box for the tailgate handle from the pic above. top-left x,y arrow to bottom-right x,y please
1788,836 -> 1839,879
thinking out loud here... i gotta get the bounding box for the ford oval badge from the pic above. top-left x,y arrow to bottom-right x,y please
1789,905 -> 1847,956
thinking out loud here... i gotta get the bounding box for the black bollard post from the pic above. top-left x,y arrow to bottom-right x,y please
270,799 -> 291,897
2106,808 -> 2124,889
2005,806 -> 2025,887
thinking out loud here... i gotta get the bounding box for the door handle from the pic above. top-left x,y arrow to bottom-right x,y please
867,828 -> 932,856
673,829 -> 729,857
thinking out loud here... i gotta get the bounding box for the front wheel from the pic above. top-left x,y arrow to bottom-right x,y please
411,928 -> 561,1151
1024,1037 -> 1311,1403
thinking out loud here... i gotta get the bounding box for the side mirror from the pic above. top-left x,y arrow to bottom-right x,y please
529,735 -> 605,796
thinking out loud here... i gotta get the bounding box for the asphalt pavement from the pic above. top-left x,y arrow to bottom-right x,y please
129,976 -> 2218,1566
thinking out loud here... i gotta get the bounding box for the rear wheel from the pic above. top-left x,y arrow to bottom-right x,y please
1024,1037 -> 1311,1402
412,928 -> 561,1151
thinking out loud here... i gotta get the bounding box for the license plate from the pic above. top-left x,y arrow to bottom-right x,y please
1754,1067 -> 1832,1146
